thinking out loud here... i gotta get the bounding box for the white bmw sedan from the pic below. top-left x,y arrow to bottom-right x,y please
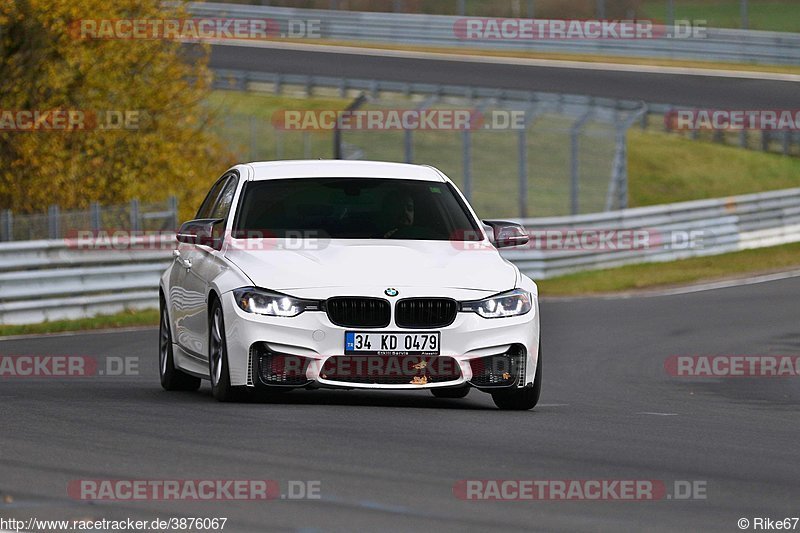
160,161 -> 541,410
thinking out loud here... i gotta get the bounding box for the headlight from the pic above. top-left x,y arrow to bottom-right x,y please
233,287 -> 320,317
460,289 -> 532,319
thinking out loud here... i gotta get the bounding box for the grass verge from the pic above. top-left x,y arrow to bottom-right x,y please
0,309 -> 159,338
537,242 -> 800,296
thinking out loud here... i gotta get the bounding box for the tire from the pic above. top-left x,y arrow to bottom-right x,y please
491,346 -> 541,411
431,386 -> 470,399
208,299 -> 246,402
159,302 -> 201,392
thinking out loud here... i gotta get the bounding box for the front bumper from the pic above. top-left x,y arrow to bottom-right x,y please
221,290 -> 540,390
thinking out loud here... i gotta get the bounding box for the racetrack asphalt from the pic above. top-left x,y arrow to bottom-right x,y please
1,276 -> 798,531
209,43 -> 800,108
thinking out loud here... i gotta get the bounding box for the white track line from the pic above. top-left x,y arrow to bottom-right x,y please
210,39 -> 800,82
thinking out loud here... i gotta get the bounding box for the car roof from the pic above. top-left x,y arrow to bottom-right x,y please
244,160 -> 447,182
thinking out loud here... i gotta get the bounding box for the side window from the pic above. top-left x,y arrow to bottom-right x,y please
209,178 -> 238,222
195,177 -> 227,220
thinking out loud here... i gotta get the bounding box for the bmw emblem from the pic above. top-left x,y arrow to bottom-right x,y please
385,288 -> 399,297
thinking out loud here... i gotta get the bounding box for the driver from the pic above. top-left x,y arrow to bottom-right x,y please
383,195 -> 415,238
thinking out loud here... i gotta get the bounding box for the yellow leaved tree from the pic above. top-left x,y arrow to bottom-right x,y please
0,0 -> 234,219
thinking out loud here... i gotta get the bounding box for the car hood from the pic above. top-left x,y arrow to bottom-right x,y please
224,239 -> 517,293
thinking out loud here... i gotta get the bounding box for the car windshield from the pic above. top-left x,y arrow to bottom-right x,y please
233,178 -> 481,240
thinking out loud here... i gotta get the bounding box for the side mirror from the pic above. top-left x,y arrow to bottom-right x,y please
176,219 -> 224,249
482,220 -> 529,248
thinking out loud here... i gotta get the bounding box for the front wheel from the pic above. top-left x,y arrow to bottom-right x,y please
491,346 -> 541,411
208,300 -> 245,402
159,303 -> 201,391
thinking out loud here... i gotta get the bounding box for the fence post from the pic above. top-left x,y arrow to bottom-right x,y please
250,115 -> 257,161
740,0 -> 749,30
130,199 -> 140,232
404,128 -> 414,163
0,209 -> 12,241
90,201 -> 101,231
462,129 -> 472,202
168,196 -> 178,230
570,110 -> 592,216
667,0 -> 675,27
596,0 -> 606,19
518,127 -> 528,218
48,205 -> 60,239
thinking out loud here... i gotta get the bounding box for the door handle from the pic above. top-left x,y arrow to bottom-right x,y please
173,250 -> 192,269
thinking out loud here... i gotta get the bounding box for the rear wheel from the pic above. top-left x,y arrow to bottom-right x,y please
159,303 -> 201,391
491,346 -> 541,411
209,300 -> 246,402
431,386 -> 470,399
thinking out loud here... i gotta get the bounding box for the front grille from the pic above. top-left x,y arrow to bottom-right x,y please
326,297 -> 390,328
469,346 -> 524,388
395,298 -> 458,329
252,344 -> 312,386
320,355 -> 461,385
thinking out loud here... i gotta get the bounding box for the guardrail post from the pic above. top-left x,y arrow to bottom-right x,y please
462,129 -> 472,202
782,131 -> 790,156
130,199 -> 140,232
739,130 -> 748,148
0,209 -> 12,242
457,0 -> 465,15
168,196 -> 178,230
393,0 -> 404,13
667,0 -> 675,27
527,0 -> 535,18
48,205 -> 60,239
90,201 -> 101,231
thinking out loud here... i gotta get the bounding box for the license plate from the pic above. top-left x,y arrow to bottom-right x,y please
345,331 -> 440,356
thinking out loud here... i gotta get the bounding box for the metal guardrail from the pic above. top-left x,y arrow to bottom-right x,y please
0,237 -> 173,325
504,187 -> 800,279
2,188 -> 800,324
189,2 -> 800,65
